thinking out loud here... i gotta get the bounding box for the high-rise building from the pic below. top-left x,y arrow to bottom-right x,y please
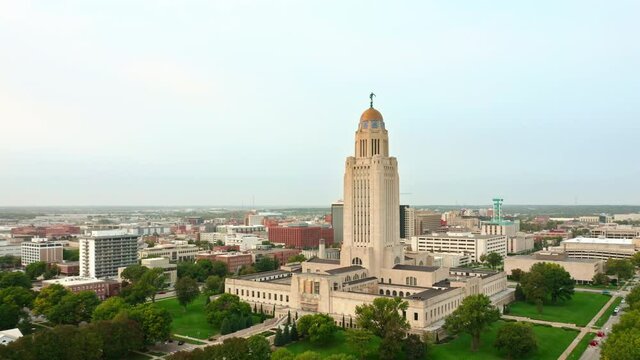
80,230 -> 138,279
20,238 -> 63,266
400,205 -> 415,240
339,104 -> 404,277
414,211 -> 442,235
331,201 -> 344,244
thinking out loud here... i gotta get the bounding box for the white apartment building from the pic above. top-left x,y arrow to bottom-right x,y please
80,230 -> 138,279
507,232 -> 535,254
224,233 -> 264,251
552,237 -> 639,260
410,232 -> 507,262
21,238 -> 63,266
138,243 -> 199,262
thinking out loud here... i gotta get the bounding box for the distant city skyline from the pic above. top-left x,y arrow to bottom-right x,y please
1,1 -> 639,206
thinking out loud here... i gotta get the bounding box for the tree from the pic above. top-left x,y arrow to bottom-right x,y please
43,264 -> 59,280
33,283 -> 70,316
0,255 -> 21,270
283,324 -> 291,344
0,303 -> 21,330
177,261 -> 206,281
626,286 -> 640,309
325,355 -> 357,360
479,253 -> 487,264
296,314 -> 337,344
247,334 -> 271,360
444,294 -> 500,352
140,267 -> 166,302
631,252 -> 640,267
90,318 -> 144,360
25,261 -> 47,280
510,268 -> 524,282
121,264 -> 149,283
211,261 -> 228,277
255,257 -> 279,272
92,296 -> 129,321
613,309 -> 640,332
287,254 -> 306,263
271,348 -> 295,360
345,329 -> 374,360
175,276 -> 200,311
494,321 -> 537,359
543,263 -> 575,303
485,252 -> 503,269
205,293 -> 251,327
204,275 -> 224,296
0,271 -> 31,289
274,327 -> 284,346
403,333 -> 427,360
290,321 -> 299,341
355,297 -> 410,339
520,270 -> 546,312
592,272 -> 610,286
48,291 -> 100,325
128,303 -> 172,344
220,317 -> 233,335
600,329 -> 640,360
606,259 -> 635,280
0,286 -> 34,309
63,248 -> 80,261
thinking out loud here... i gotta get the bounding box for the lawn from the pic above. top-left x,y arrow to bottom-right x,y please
156,294 -> 218,339
566,333 -> 596,360
594,297 -> 623,327
507,292 -> 610,326
286,329 -> 381,359
430,321 -> 579,360
285,322 -> 577,360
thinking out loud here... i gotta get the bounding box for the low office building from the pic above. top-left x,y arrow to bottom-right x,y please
410,232 -> 507,262
590,225 -> 640,239
141,257 -> 177,288
139,243 -> 199,262
224,234 -> 264,251
505,251 -> 605,283
42,277 -> 121,300
196,251 -> 253,273
507,233 -> 535,254
56,261 -> 80,275
553,237 -> 640,260
431,252 -> 472,267
21,238 -> 63,266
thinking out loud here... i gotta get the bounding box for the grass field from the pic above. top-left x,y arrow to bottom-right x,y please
566,333 -> 596,360
286,330 -> 381,359
285,322 -> 577,360
508,292 -> 610,326
594,297 -> 623,327
430,321 -> 578,360
156,295 -> 218,339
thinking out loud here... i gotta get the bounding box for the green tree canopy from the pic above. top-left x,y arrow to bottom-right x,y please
255,257 -> 279,272
626,286 -> 640,309
205,293 -> 251,327
0,286 -> 35,309
47,291 -> 100,325
494,321 -> 537,359
444,294 -> 500,352
127,303 -> 172,344
175,276 -> 200,311
247,334 -> 271,360
287,254 -> 306,263
296,313 -> 338,344
600,329 -> 640,360
120,264 -> 149,283
33,283 -> 70,316
485,252 -> 503,269
0,271 -> 31,289
355,297 -> 409,339
25,261 -> 47,280
345,329 -> 374,360
606,258 -> 635,280
520,262 -> 574,312
88,318 -> 144,360
92,296 -> 129,321
204,275 -> 224,296
270,348 -> 295,360
63,248 -> 80,261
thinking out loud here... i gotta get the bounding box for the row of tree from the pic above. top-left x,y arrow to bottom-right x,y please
0,317 -> 145,360
177,259 -> 228,282
168,335 -> 271,360
600,285 -> 640,360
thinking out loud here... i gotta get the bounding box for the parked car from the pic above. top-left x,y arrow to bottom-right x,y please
597,331 -> 605,337
178,341 -> 185,346
589,340 -> 599,347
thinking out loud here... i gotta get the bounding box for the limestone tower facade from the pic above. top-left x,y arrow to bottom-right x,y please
340,99 -> 404,278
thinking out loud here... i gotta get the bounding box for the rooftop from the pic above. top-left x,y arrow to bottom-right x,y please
407,287 -> 458,301
42,276 -> 107,286
325,265 -> 365,275
344,276 -> 377,286
393,264 -> 440,272
306,257 -> 340,265
563,237 -> 634,245
509,254 -> 603,263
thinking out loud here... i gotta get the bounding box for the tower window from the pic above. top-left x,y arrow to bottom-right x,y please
351,257 -> 363,265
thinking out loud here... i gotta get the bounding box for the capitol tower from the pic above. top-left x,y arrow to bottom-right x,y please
340,95 -> 404,278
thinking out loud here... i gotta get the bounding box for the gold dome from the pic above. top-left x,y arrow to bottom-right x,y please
360,107 -> 383,122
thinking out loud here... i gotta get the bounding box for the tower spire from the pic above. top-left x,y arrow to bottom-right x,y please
369,92 -> 375,108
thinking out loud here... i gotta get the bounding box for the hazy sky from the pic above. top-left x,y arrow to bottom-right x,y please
1,1 -> 639,207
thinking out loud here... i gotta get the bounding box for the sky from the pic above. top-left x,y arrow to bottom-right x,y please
1,1 -> 639,207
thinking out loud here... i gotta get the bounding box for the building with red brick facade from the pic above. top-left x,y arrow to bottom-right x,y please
42,277 -> 121,300
267,225 -> 333,249
195,252 -> 253,273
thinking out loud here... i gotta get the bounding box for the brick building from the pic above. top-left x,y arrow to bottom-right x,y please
267,225 -> 333,249
42,277 -> 121,300
196,252 -> 253,273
